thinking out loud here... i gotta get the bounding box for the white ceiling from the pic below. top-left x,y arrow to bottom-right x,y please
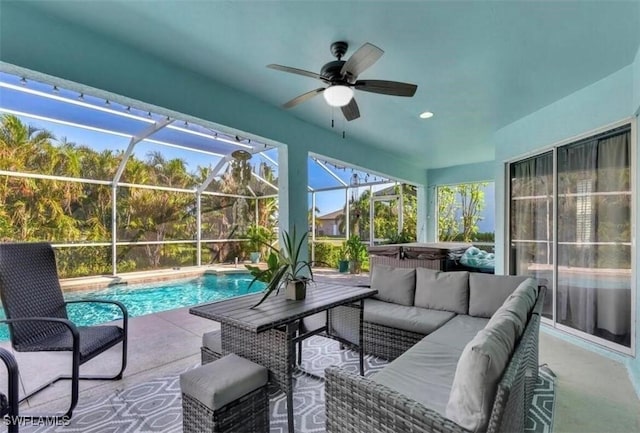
19,1 -> 640,169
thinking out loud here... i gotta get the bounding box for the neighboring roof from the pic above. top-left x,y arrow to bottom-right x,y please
374,185 -> 396,196
317,209 -> 344,220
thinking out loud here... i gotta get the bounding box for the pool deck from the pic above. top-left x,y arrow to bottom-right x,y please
1,269 -> 639,432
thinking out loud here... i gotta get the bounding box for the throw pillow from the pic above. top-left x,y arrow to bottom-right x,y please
370,265 -> 416,306
512,277 -> 538,310
414,268 -> 469,314
468,274 -> 528,318
446,326 -> 514,433
487,295 -> 527,337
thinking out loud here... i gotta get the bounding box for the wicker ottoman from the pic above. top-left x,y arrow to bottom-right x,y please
180,353 -> 269,433
201,329 -> 222,364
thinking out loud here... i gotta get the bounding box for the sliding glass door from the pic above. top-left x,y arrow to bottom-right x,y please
509,124 -> 633,350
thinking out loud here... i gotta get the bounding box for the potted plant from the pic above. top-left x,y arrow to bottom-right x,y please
385,229 -> 415,244
337,243 -> 350,273
244,224 -> 273,263
245,250 -> 281,284
345,235 -> 367,274
247,227 -> 314,308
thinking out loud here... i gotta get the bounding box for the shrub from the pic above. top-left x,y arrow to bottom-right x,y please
312,242 -> 341,268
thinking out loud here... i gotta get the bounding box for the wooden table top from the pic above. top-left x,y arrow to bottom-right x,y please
189,282 -> 377,332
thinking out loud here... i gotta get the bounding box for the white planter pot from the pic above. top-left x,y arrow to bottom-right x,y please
285,280 -> 307,301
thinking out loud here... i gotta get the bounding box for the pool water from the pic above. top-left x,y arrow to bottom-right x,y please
0,273 -> 265,341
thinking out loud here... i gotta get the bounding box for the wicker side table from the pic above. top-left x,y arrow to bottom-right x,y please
180,353 -> 269,433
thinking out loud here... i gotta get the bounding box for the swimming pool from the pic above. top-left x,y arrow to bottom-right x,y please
0,273 -> 265,341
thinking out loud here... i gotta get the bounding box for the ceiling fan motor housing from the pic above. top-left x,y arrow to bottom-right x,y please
321,60 -> 347,82
330,41 -> 349,59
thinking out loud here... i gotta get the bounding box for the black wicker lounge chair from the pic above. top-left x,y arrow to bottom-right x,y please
0,348 -> 19,432
0,242 -> 128,421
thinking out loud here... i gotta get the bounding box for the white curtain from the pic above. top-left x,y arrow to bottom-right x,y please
510,152 -> 553,318
556,131 -> 630,340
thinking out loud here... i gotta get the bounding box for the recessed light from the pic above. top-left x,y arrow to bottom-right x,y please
419,111 -> 434,119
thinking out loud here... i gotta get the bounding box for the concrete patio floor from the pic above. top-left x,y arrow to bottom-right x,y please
1,269 -> 639,432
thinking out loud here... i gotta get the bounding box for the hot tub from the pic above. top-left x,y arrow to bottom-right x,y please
368,242 -> 471,270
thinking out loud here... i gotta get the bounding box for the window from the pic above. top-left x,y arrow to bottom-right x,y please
575,180 -> 593,243
436,182 -> 495,248
509,124 -> 632,350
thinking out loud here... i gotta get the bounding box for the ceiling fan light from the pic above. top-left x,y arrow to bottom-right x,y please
323,85 -> 353,107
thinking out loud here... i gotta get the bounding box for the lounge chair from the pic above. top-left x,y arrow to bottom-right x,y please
0,242 -> 128,421
0,347 -> 19,432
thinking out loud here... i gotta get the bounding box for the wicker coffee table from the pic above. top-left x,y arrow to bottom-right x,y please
189,283 -> 377,433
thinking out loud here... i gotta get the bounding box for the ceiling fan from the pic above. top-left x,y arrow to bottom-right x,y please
267,41 -> 418,121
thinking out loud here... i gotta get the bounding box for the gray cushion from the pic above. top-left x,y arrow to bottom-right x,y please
371,265 -> 416,306
445,325 -> 514,433
364,299 -> 455,335
493,293 -> 529,334
468,274 -> 529,318
424,315 -> 489,351
512,277 -> 538,311
180,353 -> 268,411
202,330 -> 222,353
372,338 -> 462,415
486,306 -> 522,342
301,311 -> 326,333
414,268 -> 469,314
485,278 -> 538,337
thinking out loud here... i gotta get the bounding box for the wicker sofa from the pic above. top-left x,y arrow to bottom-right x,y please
325,265 -> 545,433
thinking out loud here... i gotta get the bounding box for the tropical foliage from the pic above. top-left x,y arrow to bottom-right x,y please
438,182 -> 493,242
335,184 -> 417,242
345,235 -> 368,263
0,114 -> 278,277
243,224 -> 275,256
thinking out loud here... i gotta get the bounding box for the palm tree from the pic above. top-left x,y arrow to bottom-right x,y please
0,115 -> 84,242
254,163 -> 278,229
336,190 -> 370,238
308,206 -> 320,234
0,114 -> 55,172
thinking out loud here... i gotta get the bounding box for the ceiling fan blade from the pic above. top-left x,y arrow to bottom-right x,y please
354,80 -> 418,97
282,88 -> 325,109
340,43 -> 384,82
341,98 -> 360,121
267,64 -> 322,80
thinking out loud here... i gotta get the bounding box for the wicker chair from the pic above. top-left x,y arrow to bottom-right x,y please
0,348 -> 19,433
0,242 -> 128,421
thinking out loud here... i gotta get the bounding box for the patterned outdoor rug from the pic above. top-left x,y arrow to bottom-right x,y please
525,369 -> 556,433
22,336 -> 555,433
